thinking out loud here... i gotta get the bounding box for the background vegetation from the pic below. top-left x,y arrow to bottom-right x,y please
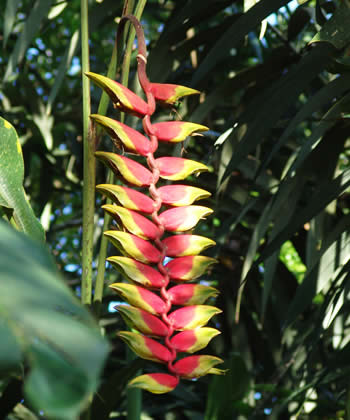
1,0 -> 350,418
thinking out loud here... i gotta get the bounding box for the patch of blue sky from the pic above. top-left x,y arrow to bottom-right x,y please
163,256 -> 172,265
68,57 -> 81,76
65,263 -> 78,272
199,280 -> 211,286
60,237 -> 67,246
27,47 -> 39,57
108,301 -> 127,313
266,0 -> 299,26
62,204 -> 72,215
35,38 -> 46,50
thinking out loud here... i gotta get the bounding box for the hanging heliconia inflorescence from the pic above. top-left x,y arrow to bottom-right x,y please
87,15 -> 224,394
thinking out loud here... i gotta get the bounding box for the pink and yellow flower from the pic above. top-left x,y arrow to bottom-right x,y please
90,16 -> 223,395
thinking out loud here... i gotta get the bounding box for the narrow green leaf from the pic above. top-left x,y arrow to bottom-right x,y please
33,102 -> 54,150
0,117 -> 45,242
4,0 -> 54,82
205,353 -> 250,420
257,73 -> 350,178
236,176 -> 301,320
284,233 -> 350,329
284,92 -> 350,180
259,169 -> 350,264
4,0 -> 21,48
48,1 -> 68,19
218,42 -> 336,186
46,30 -> 80,116
191,0 -> 291,86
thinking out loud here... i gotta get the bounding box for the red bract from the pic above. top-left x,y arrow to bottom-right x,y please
96,184 -> 155,214
102,205 -> 160,240
96,152 -> 153,187
86,72 -> 149,117
104,231 -> 161,263
162,234 -> 215,257
159,206 -> 213,232
91,114 -> 151,156
107,256 -> 165,288
156,157 -> 210,180
170,328 -> 220,353
173,355 -> 225,379
157,185 -> 211,206
167,284 -> 219,306
165,256 -> 217,281
150,83 -> 200,104
90,15 -> 222,394
152,121 -> 208,143
116,305 -> 169,337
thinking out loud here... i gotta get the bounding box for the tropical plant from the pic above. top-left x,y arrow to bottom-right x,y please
1,0 -> 350,419
87,15 -> 224,394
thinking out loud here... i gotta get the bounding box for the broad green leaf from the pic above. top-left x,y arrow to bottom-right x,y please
0,320 -> 22,373
0,222 -> 109,419
46,30 -> 80,116
0,117 -> 45,242
311,2 -> 350,49
4,0 -> 54,82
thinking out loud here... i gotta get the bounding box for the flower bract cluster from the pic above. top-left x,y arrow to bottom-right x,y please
88,16 -> 224,394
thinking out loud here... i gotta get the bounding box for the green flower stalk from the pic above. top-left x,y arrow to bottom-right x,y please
88,15 -> 224,394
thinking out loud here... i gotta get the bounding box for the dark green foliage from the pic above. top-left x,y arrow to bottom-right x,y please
1,0 -> 350,418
